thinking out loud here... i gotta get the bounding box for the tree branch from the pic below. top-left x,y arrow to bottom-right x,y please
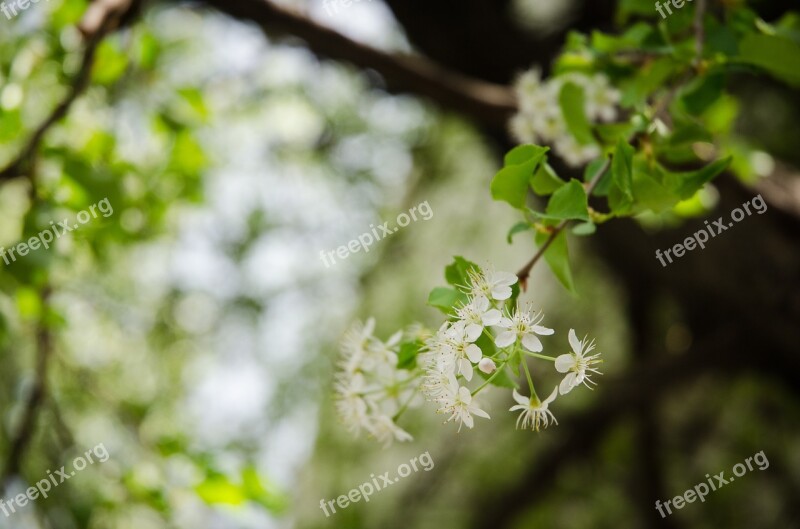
1,287 -> 53,489
516,156 -> 611,289
195,0 -> 516,128
0,0 -> 137,183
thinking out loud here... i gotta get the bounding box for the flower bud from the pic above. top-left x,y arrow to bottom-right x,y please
478,357 -> 497,374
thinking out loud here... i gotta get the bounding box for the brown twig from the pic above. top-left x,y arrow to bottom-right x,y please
0,0 -> 136,183
1,287 -> 53,489
197,0 -> 516,128
516,156 -> 611,289
694,0 -> 707,60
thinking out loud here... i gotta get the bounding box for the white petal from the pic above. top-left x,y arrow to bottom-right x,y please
465,344 -> 482,363
554,354 -> 574,373
492,271 -> 518,286
459,359 -> 474,381
465,323 -> 483,342
471,406 -> 490,419
509,404 -> 526,412
559,373 -> 576,395
544,386 -> 559,404
474,296 -> 489,311
568,328 -> 582,355
521,333 -> 543,352
496,317 -> 513,329
532,325 -> 554,336
511,389 -> 529,406
386,330 -> 403,346
458,386 -> 472,403
495,330 -> 517,348
462,413 -> 474,429
491,286 -> 512,300
482,309 -> 502,326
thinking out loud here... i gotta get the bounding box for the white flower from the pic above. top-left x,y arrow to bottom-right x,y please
514,68 -> 543,99
554,135 -> 601,167
585,73 -> 620,122
456,295 -> 502,342
334,373 -> 373,435
532,111 -> 566,142
509,387 -> 558,431
478,357 -> 497,374
420,367 -> 453,401
555,329 -> 603,395
495,306 -> 554,352
515,70 -> 557,119
509,113 -> 539,144
368,414 -> 413,447
339,318 -> 376,373
438,384 -> 490,431
468,268 -> 518,301
361,329 -> 400,371
445,321 -> 483,381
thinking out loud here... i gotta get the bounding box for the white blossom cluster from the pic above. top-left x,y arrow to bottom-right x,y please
510,68 -> 621,167
334,266 -> 603,445
334,319 -> 418,447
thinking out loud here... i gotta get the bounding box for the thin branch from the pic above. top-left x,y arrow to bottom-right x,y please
1,287 -> 53,489
0,0 -> 136,183
196,0 -> 516,128
694,0 -> 707,60
516,157 -> 611,289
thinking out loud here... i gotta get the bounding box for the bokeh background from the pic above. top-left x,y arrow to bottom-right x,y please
0,0 -> 799,528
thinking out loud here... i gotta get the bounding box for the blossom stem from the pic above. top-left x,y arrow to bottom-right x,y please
521,356 -> 536,396
391,390 -> 418,422
471,359 -> 507,396
521,351 -> 557,362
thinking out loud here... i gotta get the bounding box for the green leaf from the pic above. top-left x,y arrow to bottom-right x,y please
535,230 -> 576,293
611,138 -> 634,201
559,82 -> 595,145
572,221 -> 596,236
530,163 -> 565,195
427,287 -> 468,315
92,40 -> 129,85
241,467 -> 288,513
196,476 -> 246,506
738,33 -> 800,87
504,144 -> 547,166
16,287 -> 42,320
544,179 -> 590,221
621,58 -> 677,108
584,158 -> 612,196
662,157 -> 732,199
444,256 -> 480,287
680,73 -> 725,115
397,341 -> 423,369
507,222 -> 532,244
477,366 -> 518,389
491,145 -> 549,209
